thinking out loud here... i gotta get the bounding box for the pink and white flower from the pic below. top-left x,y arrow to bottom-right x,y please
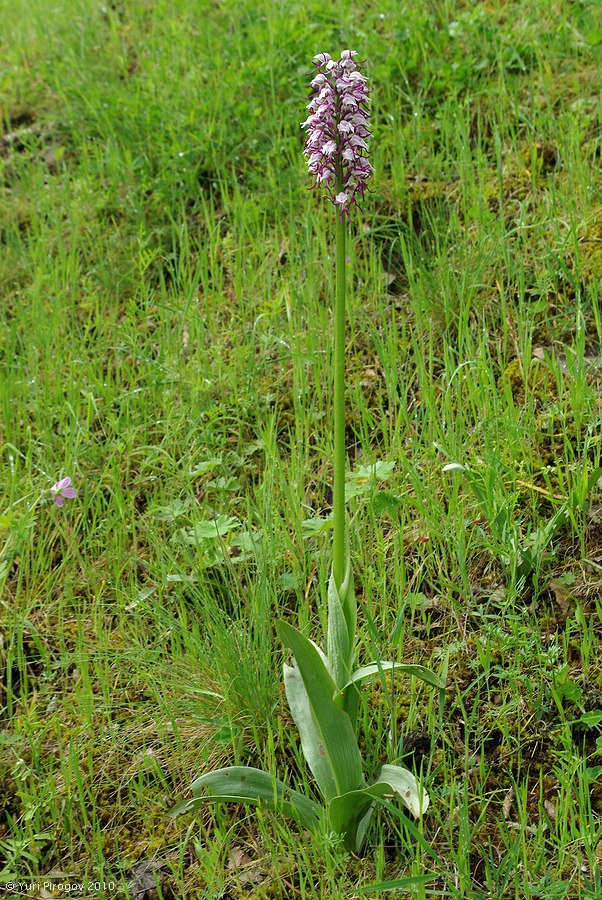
50,476 -> 77,507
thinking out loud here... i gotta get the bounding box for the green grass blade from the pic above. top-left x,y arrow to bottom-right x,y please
358,874 -> 439,893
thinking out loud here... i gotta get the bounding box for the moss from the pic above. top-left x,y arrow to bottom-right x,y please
500,356 -> 556,403
520,141 -> 559,176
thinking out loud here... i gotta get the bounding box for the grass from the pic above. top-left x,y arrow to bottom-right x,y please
1,0 -> 602,896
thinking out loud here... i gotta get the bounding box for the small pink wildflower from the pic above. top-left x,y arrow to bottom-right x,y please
51,476 -> 77,507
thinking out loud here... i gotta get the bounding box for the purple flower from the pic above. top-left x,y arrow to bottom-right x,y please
51,476 -> 77,507
302,49 -> 372,216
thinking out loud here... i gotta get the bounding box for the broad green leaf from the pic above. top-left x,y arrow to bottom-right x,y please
345,462 -> 395,501
355,800 -> 376,854
228,530 -> 262,563
183,515 -> 239,541
341,662 -> 445,692
586,765 -> 602,783
586,467 -> 602,493
584,28 -> 602,46
230,530 -> 261,552
283,661 -> 337,801
210,475 -> 242,490
278,621 -> 363,801
328,789 -> 377,852
155,498 -> 192,522
376,764 -> 429,817
301,515 -> 332,537
555,571 -> 576,587
371,490 -> 403,517
351,460 -> 396,482
277,572 -> 300,591
578,710 -> 602,728
188,456 -> 222,477
328,763 -> 428,853
442,462 -> 466,473
345,480 -> 370,501
171,766 -> 321,832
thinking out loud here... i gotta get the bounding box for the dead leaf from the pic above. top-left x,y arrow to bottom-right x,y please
126,859 -> 168,899
588,503 -> 602,524
547,578 -> 574,613
503,786 -> 514,820
543,798 -> 556,820
227,846 -> 263,886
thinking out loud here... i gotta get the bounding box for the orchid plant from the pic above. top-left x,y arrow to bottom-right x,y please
173,50 -> 444,854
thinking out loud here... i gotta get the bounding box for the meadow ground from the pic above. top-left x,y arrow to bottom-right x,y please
1,1 -> 602,897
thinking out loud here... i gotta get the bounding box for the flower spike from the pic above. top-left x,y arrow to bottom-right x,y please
302,50 -> 372,217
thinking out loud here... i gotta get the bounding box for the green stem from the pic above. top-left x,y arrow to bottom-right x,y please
333,209 -> 347,591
